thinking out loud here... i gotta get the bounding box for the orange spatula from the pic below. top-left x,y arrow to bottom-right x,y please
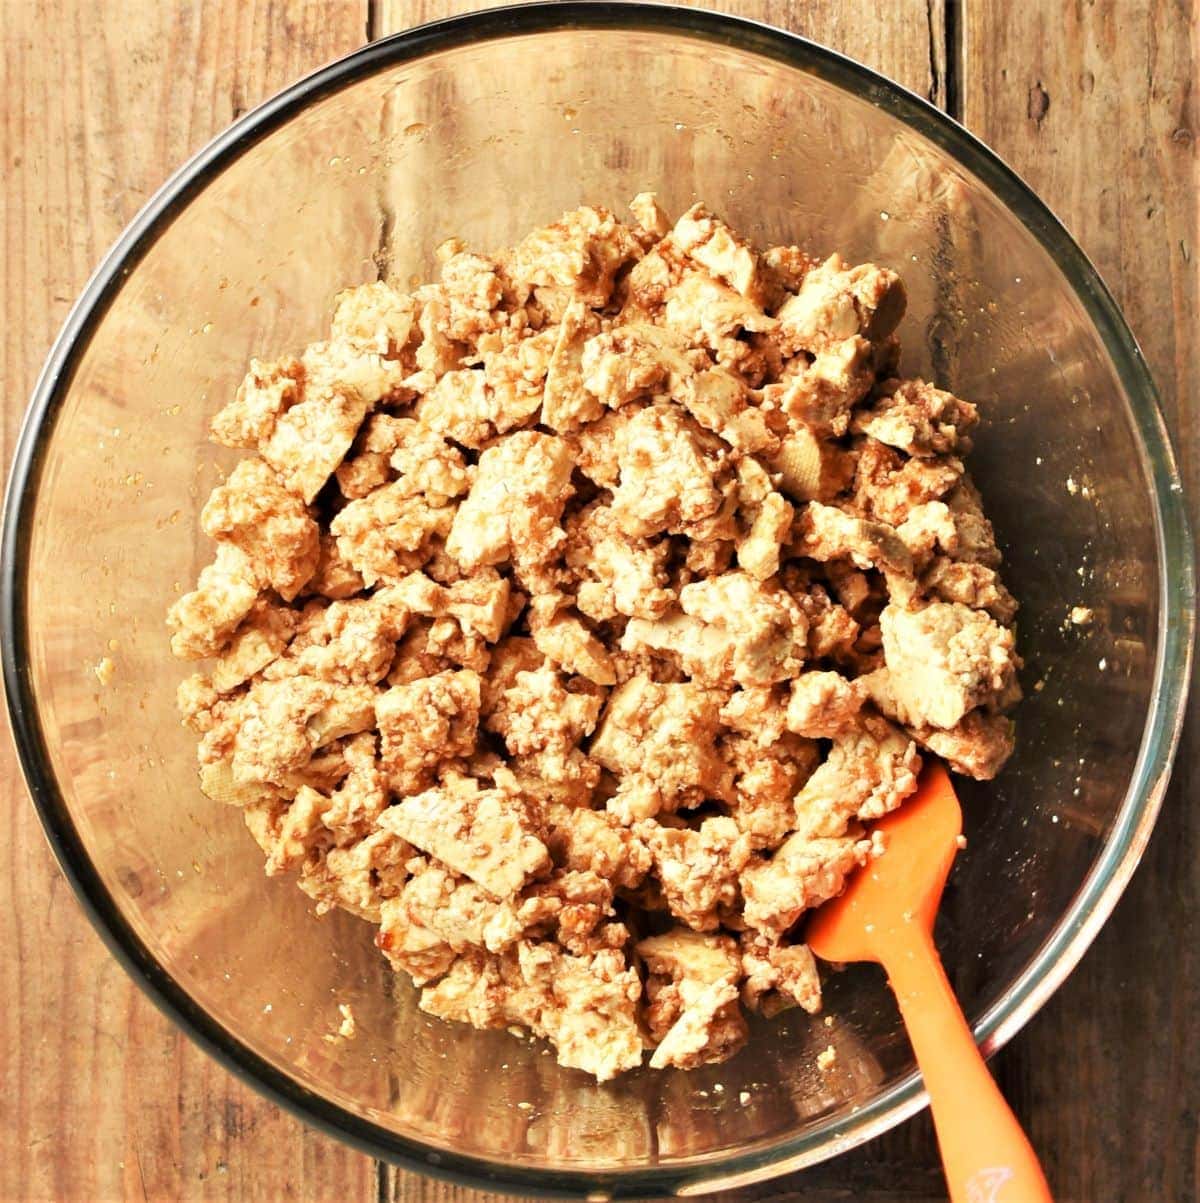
807,761 -> 1053,1203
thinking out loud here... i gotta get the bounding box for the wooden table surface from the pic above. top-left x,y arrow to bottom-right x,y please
2,2 -> 1195,1200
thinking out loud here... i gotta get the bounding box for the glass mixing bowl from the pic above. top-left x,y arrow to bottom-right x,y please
3,4 -> 1194,1195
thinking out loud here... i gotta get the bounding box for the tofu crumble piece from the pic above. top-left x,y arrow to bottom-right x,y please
170,197 -> 1021,1080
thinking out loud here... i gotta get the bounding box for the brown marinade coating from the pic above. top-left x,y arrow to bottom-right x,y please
169,197 -> 1021,1079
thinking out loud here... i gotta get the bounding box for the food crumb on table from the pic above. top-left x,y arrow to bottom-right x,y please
817,1044 -> 837,1071
324,1002 -> 357,1043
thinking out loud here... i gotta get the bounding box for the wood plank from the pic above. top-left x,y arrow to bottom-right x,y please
962,4 -> 1199,1202
372,12 -> 949,1203
377,0 -> 947,102
0,4 -> 378,1201
7,1 -> 1192,1200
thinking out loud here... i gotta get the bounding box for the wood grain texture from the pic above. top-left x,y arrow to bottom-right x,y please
4,1 -> 1197,1201
377,0 -> 947,101
0,5 -> 378,1202
963,6 -> 1199,1202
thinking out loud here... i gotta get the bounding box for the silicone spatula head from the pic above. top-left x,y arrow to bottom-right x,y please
807,761 -> 962,964
804,763 -> 1054,1202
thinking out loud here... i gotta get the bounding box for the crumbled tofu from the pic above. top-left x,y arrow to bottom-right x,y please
446,431 -> 573,583
639,816 -> 752,932
580,323 -> 685,410
489,663 -> 601,789
172,200 -> 1020,1082
792,713 -> 921,837
415,368 -> 498,449
681,365 -> 776,453
853,378 -> 978,458
324,1002 -> 358,1044
264,785 -> 331,874
944,479 -> 1003,567
741,831 -> 870,937
383,418 -> 473,504
196,758 -> 277,809
374,669 -> 481,795
270,586 -> 408,686
590,675 -> 731,821
737,492 -> 794,581
440,250 -> 506,344
379,775 -> 549,900
512,942 -> 645,1080
719,683 -> 791,746
168,542 -> 261,660
917,711 -> 1016,781
263,388 -> 372,504
571,405 -> 642,488
769,336 -> 875,436
723,732 -> 818,851
301,338 -> 409,408
638,929 -> 748,1070
769,424 -> 854,502
298,825 -> 410,920
862,672 -> 1018,782
672,203 -> 767,303
390,570 -> 511,643
331,280 -> 415,357
610,404 -> 728,538
923,557 -> 1019,624
306,533 -> 365,600
624,572 -> 807,687
681,571 -> 808,685
210,356 -> 305,449
740,933 -> 823,1016
762,243 -> 817,293
629,191 -> 671,239
200,458 -> 319,600
546,805 -> 652,891
420,942 -> 644,1081
565,501 -> 674,621
508,205 -> 642,310
895,501 -> 961,571
852,437 -> 964,525
319,732 -> 388,836
786,671 -> 866,739
335,414 -> 404,500
878,602 -> 1020,730
203,675 -> 352,786
330,479 -> 455,586
378,894 -> 459,984
663,271 -> 777,357
541,300 -> 604,431
794,501 -> 913,577
384,861 -> 524,961
774,254 -> 905,355
211,600 -> 296,692
528,595 -> 616,686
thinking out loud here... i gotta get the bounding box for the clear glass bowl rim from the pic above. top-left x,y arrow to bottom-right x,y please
2,3 -> 1194,1196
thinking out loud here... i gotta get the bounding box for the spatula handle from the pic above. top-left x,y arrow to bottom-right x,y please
882,924 -> 1053,1203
